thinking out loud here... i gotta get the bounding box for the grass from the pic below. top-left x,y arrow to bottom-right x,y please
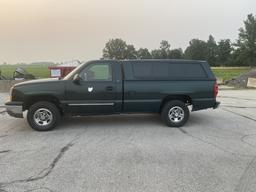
211,67 -> 251,81
0,64 -> 252,80
0,63 -> 56,79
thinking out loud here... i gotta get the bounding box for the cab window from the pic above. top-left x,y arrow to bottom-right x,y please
80,63 -> 112,81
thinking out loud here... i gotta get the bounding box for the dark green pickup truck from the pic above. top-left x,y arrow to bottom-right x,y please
5,59 -> 220,131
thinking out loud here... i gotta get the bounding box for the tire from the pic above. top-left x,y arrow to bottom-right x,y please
27,101 -> 60,131
161,100 -> 189,127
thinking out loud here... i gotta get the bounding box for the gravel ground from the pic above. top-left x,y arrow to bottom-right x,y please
226,68 -> 256,88
0,90 -> 256,192
0,92 -> 8,113
0,92 -> 8,104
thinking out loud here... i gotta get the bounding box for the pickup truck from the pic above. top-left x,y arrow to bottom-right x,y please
5,59 -> 220,131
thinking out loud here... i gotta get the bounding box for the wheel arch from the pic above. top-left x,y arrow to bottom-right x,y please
159,95 -> 192,113
23,95 -> 63,114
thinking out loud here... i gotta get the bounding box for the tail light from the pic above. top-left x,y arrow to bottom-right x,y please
213,82 -> 218,98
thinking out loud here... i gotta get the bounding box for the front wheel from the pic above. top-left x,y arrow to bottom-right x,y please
161,100 -> 189,127
27,101 -> 60,131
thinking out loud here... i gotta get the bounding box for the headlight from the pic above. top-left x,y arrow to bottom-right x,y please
9,86 -> 14,101
5,95 -> 11,102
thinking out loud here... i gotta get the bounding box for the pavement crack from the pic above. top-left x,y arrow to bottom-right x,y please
241,134 -> 256,148
0,138 -> 76,188
221,105 -> 256,109
178,128 -> 188,134
218,96 -> 256,101
23,187 -> 54,192
234,155 -> 256,192
0,150 -> 11,154
27,142 -> 74,182
222,108 -> 256,122
179,129 -> 253,157
0,184 -> 8,192
0,135 -> 8,139
0,129 -> 88,191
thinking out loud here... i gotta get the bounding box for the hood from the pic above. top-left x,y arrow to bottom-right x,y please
14,78 -> 60,87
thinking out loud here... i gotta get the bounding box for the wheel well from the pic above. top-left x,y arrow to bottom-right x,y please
159,95 -> 192,113
24,95 -> 62,114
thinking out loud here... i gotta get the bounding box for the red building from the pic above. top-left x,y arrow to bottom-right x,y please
48,60 -> 80,78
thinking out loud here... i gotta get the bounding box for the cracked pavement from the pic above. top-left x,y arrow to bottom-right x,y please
0,90 -> 256,192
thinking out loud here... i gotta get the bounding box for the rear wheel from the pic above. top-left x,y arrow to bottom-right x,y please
161,100 -> 189,127
27,101 -> 60,131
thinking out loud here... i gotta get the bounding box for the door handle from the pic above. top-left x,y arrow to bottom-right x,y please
106,86 -> 113,91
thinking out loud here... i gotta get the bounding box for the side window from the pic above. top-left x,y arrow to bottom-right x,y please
132,63 -> 153,79
132,62 -> 168,79
80,63 -> 112,81
168,63 -> 207,78
132,62 -> 207,80
152,63 -> 168,78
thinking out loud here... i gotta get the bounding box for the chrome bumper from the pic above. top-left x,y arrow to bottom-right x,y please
5,102 -> 23,118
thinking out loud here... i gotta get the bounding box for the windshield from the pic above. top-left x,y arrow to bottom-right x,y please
63,62 -> 87,80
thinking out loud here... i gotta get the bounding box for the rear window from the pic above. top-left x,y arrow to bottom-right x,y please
132,62 -> 207,79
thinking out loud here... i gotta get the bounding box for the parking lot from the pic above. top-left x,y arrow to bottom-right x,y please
0,89 -> 256,192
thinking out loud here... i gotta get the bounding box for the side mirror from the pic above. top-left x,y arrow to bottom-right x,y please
73,74 -> 81,84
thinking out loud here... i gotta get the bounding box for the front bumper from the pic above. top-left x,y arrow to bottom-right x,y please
5,101 -> 23,118
213,101 -> 220,109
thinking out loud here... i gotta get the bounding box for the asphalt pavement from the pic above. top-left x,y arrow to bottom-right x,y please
0,90 -> 256,192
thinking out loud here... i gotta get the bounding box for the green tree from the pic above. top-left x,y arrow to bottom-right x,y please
167,48 -> 183,59
103,39 -> 127,60
103,38 -> 137,60
235,14 -> 256,66
230,48 -> 244,66
125,44 -> 137,59
151,40 -> 171,59
159,40 -> 170,59
137,48 -> 152,59
217,39 -> 232,66
184,39 -> 208,60
151,49 -> 162,59
206,35 -> 218,66
160,40 -> 170,50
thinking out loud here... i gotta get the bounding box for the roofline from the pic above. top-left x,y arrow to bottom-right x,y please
122,59 -> 206,63
89,59 -> 207,63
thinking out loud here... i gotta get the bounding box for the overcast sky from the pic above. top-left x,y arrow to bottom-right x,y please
0,0 -> 255,63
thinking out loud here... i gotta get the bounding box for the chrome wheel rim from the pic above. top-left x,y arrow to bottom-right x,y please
168,106 -> 184,123
33,108 -> 53,126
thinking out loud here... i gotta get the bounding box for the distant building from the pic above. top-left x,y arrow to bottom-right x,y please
48,60 -> 80,78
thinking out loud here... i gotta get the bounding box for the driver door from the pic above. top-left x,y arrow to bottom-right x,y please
65,61 -> 117,115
